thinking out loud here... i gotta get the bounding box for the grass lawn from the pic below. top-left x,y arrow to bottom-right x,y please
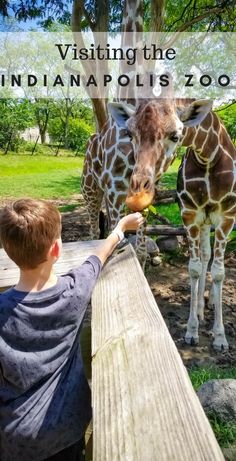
0,154 -> 84,200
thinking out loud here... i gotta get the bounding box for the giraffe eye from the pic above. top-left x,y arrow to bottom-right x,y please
170,134 -> 179,143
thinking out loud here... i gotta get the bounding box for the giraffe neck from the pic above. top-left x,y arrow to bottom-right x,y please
119,0 -> 143,104
182,112 -> 236,165
122,0 -> 143,33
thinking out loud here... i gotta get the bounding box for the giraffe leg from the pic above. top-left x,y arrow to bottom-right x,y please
82,171 -> 104,240
210,217 -> 234,351
182,215 -> 202,345
135,225 -> 147,270
198,225 -> 211,321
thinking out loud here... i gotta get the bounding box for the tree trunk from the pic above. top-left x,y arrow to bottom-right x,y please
64,98 -> 70,148
31,135 -> 40,155
39,128 -> 46,144
71,0 -> 108,131
4,130 -> 14,154
34,100 -> 50,145
151,0 -> 165,31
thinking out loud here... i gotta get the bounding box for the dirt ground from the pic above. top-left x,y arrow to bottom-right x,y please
60,200 -> 236,369
147,260 -> 236,369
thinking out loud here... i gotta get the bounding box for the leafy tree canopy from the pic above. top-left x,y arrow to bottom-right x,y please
217,102 -> 236,142
1,0 -> 235,32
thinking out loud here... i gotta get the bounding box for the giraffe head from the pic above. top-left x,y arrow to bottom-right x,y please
108,98 -> 212,211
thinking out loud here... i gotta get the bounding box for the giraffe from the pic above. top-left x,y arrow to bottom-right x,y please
82,0 -> 147,261
176,111 -> 236,351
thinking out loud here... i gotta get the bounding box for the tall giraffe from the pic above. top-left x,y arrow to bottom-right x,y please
82,0 -> 145,252
82,0 -> 179,265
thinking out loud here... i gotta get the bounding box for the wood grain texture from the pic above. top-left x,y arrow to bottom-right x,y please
91,245 -> 224,461
0,240 -> 101,288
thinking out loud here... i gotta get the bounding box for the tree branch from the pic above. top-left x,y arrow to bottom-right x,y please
82,4 -> 94,30
215,101 -> 236,112
167,0 -> 194,31
176,7 -> 225,32
163,6 -> 226,48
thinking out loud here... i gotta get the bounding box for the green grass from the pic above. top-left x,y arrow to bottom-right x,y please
155,158 -> 182,225
0,154 -> 84,200
208,414 -> 236,448
145,158 -> 182,226
189,367 -> 236,447
58,204 -> 79,213
159,157 -> 182,189
156,203 -> 182,225
227,231 -> 236,252
189,367 -> 236,390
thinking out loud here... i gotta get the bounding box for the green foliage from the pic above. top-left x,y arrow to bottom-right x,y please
58,204 -> 79,213
163,0 -> 236,32
208,414 -> 236,448
67,118 -> 93,151
216,103 -> 236,142
20,140 -> 52,155
0,99 -> 34,152
1,0 -> 235,32
227,231 -> 236,252
48,117 -> 93,152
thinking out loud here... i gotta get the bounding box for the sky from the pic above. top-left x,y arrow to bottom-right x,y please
0,14 -> 41,31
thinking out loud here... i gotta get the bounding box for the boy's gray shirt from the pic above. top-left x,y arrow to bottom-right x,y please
0,255 -> 101,461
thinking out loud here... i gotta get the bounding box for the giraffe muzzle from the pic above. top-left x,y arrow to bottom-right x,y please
125,175 -> 155,212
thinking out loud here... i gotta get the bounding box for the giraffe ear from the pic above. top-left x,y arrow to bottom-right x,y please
179,100 -> 213,127
108,102 -> 135,128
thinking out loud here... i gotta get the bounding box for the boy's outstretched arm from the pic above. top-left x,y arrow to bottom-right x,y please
92,213 -> 145,266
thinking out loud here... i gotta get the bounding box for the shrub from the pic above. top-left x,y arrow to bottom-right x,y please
48,118 -> 93,152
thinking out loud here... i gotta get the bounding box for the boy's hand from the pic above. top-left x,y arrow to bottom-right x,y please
93,213 -> 145,266
117,213 -> 145,232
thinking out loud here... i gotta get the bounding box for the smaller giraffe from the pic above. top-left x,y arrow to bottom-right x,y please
176,110 -> 236,351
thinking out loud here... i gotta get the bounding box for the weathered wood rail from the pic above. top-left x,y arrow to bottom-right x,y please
0,240 -> 101,290
0,242 -> 224,460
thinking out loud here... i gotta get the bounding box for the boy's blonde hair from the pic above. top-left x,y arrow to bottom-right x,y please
0,199 -> 61,269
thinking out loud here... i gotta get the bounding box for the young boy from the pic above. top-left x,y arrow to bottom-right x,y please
0,198 -> 144,461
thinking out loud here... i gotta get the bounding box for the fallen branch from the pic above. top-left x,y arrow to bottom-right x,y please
128,224 -> 236,236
